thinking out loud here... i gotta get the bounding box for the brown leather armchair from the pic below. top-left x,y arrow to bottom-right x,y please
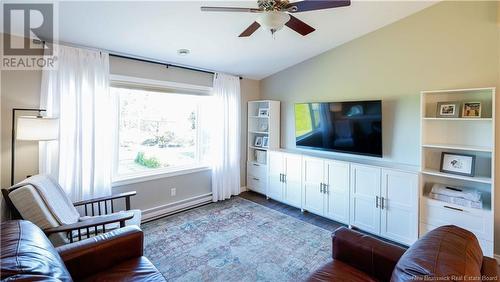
1,220 -> 165,281
308,226 -> 499,282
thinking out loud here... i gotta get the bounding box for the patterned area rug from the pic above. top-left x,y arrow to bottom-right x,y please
142,197 -> 332,282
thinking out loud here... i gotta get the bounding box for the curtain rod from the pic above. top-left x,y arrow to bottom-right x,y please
39,39 -> 243,80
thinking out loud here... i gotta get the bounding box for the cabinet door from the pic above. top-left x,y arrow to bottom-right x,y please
283,154 -> 302,208
302,157 -> 325,215
325,161 -> 350,224
350,164 -> 381,235
380,169 -> 418,245
267,151 -> 284,201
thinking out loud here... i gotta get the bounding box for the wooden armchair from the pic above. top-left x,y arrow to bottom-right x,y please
2,175 -> 141,245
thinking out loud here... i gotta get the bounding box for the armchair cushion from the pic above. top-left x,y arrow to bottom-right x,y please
8,184 -> 59,230
80,257 -> 164,282
9,175 -> 80,225
1,220 -> 72,281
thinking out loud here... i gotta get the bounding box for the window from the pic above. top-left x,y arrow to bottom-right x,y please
112,85 -> 208,180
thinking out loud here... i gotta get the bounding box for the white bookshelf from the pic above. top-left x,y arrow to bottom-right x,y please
246,100 -> 280,195
419,87 -> 495,256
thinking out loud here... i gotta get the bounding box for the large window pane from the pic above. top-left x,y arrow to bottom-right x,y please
113,86 -> 201,176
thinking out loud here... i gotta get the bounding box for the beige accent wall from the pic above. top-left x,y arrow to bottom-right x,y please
1,47 -> 260,219
261,1 -> 499,252
496,0 -> 500,259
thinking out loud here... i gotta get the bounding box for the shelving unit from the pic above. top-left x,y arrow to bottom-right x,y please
419,87 -> 495,256
246,100 -> 280,195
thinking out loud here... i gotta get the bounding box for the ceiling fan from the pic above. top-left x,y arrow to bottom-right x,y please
201,0 -> 350,37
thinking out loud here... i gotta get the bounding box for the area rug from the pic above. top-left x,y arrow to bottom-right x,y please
142,197 -> 332,282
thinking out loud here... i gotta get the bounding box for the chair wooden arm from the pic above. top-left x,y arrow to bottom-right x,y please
44,212 -> 134,242
73,191 -> 136,207
72,191 -> 137,216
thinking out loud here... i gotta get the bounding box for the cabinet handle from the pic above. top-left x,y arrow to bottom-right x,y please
376,196 -> 379,208
253,177 -> 260,181
381,197 -> 385,210
279,174 -> 283,182
253,163 -> 260,167
324,184 -> 328,194
320,183 -> 323,193
443,205 -> 463,212
283,174 -> 287,183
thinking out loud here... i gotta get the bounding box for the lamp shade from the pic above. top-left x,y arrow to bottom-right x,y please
16,116 -> 59,141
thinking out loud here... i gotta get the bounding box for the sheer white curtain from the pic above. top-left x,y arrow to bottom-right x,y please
39,45 -> 112,202
209,73 -> 241,202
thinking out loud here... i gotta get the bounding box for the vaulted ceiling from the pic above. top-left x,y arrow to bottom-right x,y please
6,1 -> 437,79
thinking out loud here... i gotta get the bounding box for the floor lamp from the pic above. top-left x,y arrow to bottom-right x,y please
11,108 -> 59,185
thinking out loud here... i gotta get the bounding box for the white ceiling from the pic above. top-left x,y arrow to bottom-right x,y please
8,1 -> 437,79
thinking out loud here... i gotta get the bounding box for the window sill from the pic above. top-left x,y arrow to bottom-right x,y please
112,165 -> 211,187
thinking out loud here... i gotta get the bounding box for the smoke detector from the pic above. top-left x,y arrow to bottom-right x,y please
177,49 -> 190,56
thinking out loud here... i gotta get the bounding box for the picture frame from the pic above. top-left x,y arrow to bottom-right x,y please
436,101 -> 460,118
254,136 -> 263,147
440,152 -> 476,177
262,136 -> 269,148
258,108 -> 269,117
462,102 -> 481,118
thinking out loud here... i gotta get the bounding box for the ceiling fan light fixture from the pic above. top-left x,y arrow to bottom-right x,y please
256,11 -> 290,34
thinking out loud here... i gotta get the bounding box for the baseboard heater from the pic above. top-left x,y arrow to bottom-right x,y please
141,193 -> 213,223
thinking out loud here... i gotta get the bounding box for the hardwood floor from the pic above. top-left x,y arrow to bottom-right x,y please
239,190 -> 345,233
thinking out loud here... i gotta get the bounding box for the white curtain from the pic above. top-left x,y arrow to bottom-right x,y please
209,73 -> 241,202
40,45 -> 112,202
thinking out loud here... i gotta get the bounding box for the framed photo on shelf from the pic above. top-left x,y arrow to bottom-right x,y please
440,152 -> 476,177
462,102 -> 481,118
436,101 -> 460,118
262,136 -> 269,148
254,136 -> 263,147
258,108 -> 269,117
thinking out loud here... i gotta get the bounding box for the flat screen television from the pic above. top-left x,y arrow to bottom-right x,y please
294,100 -> 382,157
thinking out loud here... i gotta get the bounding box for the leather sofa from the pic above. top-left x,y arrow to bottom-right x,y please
308,225 -> 498,282
1,220 -> 165,281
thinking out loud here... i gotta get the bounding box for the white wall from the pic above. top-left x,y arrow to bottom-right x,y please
0,48 -> 260,219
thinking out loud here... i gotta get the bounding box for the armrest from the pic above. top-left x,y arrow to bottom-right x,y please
332,227 -> 406,282
481,257 -> 499,280
73,191 -> 137,207
44,212 -> 134,235
56,225 -> 144,280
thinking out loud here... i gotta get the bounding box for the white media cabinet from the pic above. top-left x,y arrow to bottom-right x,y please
248,149 -> 419,246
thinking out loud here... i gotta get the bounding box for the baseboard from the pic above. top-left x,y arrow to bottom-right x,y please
141,193 -> 213,222
494,254 -> 500,265
240,186 -> 247,193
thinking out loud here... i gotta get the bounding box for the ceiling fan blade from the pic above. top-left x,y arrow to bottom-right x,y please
285,15 -> 315,36
239,22 -> 261,37
286,0 -> 350,13
201,6 -> 262,13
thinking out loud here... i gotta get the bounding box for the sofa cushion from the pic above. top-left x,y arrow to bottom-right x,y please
1,220 -> 72,281
81,257 -> 164,282
307,260 -> 377,282
391,225 -> 483,281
